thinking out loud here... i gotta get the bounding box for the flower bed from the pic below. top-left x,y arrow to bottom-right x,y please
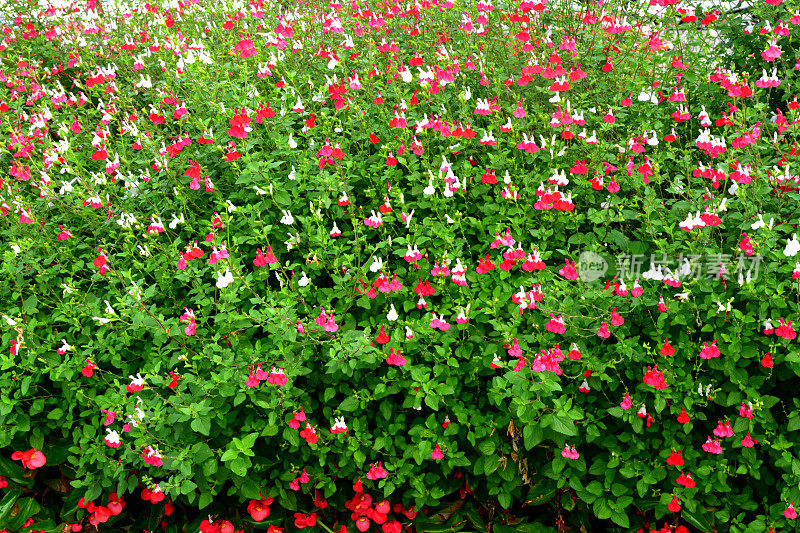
1,0 -> 800,531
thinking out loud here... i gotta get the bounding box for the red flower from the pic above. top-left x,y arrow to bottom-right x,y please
366,461 -> 387,480
247,497 -> 273,521
661,338 -> 675,356
666,449 -> 684,466
107,493 -> 125,516
11,448 -> 46,469
376,326 -> 390,344
667,495 -> 681,512
294,513 -> 317,529
677,407 -> 690,424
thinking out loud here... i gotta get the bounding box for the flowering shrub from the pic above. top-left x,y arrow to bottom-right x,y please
2,0 -> 800,531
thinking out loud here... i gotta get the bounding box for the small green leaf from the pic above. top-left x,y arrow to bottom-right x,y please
191,417 -> 211,436
339,397 -> 359,411
551,415 -> 577,436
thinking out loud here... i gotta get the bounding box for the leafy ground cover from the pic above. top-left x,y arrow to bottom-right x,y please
1,0 -> 800,531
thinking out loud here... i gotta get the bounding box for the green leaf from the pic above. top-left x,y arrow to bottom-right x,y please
484,455 -> 500,475
551,415 -> 577,436
191,417 -> 211,436
610,510 -> 629,528
339,396 -> 359,411
6,497 -> 40,530
198,492 -> 213,510
0,458 -> 30,488
230,455 -> 251,477
424,393 -> 440,410
681,508 -> 715,533
593,497 -> 612,520
498,491 -> 512,509
478,440 -> 496,455
586,481 -> 603,496
0,489 -> 20,524
523,424 -> 543,450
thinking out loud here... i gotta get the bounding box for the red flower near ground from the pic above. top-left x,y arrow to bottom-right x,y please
11,448 -> 46,469
247,497 -> 273,521
294,513 -> 317,529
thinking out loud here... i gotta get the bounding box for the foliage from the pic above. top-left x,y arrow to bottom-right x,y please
1,0 -> 800,531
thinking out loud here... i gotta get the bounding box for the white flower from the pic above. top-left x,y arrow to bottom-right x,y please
288,132 -> 297,149
3,315 -> 17,326
226,200 -> 237,213
423,179 -> 435,196
642,264 -> 664,281
11,244 -> 21,256
216,269 -> 235,289
677,259 -> 692,277
369,256 -> 383,273
280,210 -> 294,225
168,212 -> 185,229
105,428 -> 120,444
298,272 -> 309,287
784,234 -> 800,257
404,209 -> 415,228
387,304 -> 399,321
93,316 -> 112,324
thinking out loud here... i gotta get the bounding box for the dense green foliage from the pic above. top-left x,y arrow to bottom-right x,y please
2,0 -> 800,531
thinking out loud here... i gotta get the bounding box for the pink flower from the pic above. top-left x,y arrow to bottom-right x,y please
431,444 -> 444,461
267,367 -> 288,385
245,368 -> 259,388
560,444 -> 579,459
546,314 -> 566,334
507,338 -> 523,357
699,339 -> 721,359
642,366 -> 667,390
12,448 -> 46,469
610,307 -> 624,326
101,409 -> 116,426
785,503 -> 797,520
324,314 -> 339,333
288,408 -> 307,429
597,322 -> 611,338
559,259 -> 579,279
620,392 -> 632,410
386,348 -> 407,367
366,461 -> 388,480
